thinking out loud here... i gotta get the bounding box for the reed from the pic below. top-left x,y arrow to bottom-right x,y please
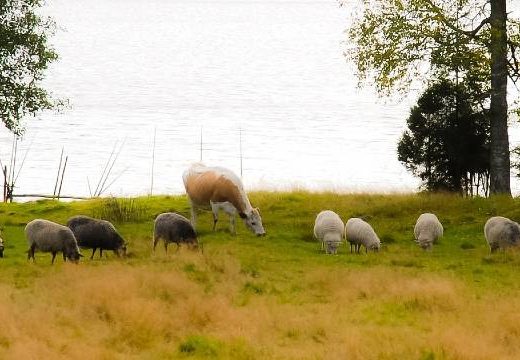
90,197 -> 149,223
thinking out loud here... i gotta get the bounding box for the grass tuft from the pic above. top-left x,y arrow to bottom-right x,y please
90,197 -> 148,223
179,335 -> 220,357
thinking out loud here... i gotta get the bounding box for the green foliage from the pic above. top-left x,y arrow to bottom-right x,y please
0,0 -> 63,134
344,0 -> 518,94
397,80 -> 490,195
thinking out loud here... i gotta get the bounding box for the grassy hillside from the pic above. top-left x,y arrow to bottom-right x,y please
1,192 -> 520,359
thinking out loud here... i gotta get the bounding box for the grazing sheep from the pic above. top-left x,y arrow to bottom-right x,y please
67,215 -> 127,259
153,212 -> 198,253
25,219 -> 82,264
313,210 -> 344,254
414,213 -> 443,250
345,218 -> 380,253
484,216 -> 520,252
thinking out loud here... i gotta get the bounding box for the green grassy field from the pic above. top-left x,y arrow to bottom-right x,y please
1,192 -> 520,359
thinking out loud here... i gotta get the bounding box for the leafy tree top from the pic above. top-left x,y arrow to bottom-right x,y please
0,0 -> 62,135
343,0 -> 520,95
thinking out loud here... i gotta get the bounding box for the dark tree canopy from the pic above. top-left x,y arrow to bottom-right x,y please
0,0 -> 61,135
397,80 -> 490,196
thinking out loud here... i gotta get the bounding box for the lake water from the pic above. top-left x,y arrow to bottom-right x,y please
0,0 -> 518,198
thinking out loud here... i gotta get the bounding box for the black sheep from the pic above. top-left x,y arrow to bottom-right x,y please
67,215 -> 127,259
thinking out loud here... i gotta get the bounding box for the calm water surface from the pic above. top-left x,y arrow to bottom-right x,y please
0,0 -> 518,197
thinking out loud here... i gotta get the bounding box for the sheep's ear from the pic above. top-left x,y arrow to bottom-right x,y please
239,212 -> 247,219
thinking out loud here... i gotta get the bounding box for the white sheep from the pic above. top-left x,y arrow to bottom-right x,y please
414,213 -> 443,250
345,218 -> 380,253
313,210 -> 344,254
484,216 -> 520,252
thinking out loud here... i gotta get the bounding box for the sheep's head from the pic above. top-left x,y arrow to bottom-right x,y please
65,248 -> 83,263
186,236 -> 199,251
115,243 -> 127,257
507,222 -> 520,246
417,235 -> 433,250
369,241 -> 381,252
324,233 -> 342,254
326,241 -> 340,254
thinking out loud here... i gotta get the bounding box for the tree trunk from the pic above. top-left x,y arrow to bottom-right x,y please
489,0 -> 511,195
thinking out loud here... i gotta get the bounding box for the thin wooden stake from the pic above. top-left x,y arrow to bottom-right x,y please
53,147 -> 64,197
150,126 -> 156,195
94,141 -> 118,196
8,135 -> 15,188
239,127 -> 243,178
100,166 -> 129,195
2,166 -> 6,203
87,176 -> 93,198
199,126 -> 203,162
13,136 -> 34,186
57,156 -> 68,200
97,138 -> 125,197
10,137 -> 17,190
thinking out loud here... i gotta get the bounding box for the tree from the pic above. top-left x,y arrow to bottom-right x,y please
397,80 -> 490,195
344,0 -> 520,195
0,0 -> 61,135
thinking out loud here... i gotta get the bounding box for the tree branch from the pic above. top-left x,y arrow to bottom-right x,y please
423,0 -> 490,39
508,41 -> 520,84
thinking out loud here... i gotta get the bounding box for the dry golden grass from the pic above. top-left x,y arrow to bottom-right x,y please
2,193 -> 520,358
0,249 -> 518,359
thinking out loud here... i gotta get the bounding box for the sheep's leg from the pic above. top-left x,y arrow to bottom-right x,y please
51,252 -> 57,264
164,241 -> 168,254
91,248 -> 96,260
152,235 -> 159,253
99,248 -> 103,258
27,244 -> 36,262
62,252 -> 66,261
175,243 -> 180,253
